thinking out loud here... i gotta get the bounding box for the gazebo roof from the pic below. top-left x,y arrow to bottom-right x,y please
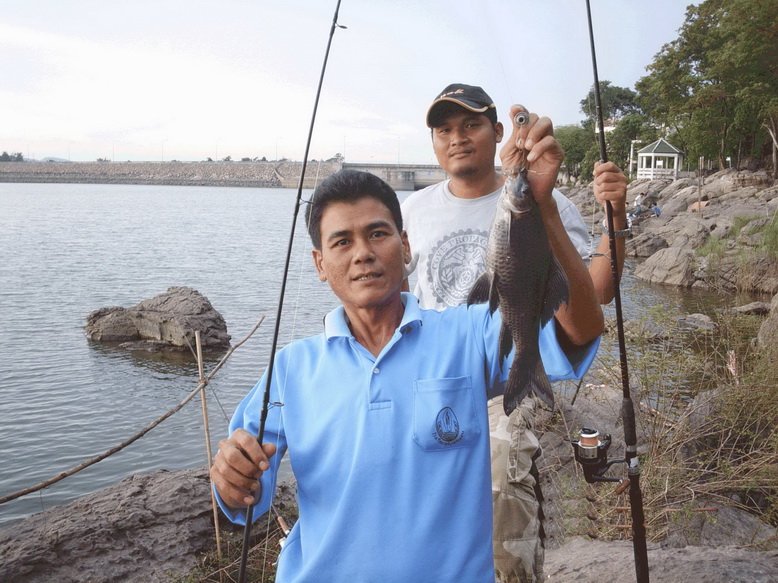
638,138 -> 683,155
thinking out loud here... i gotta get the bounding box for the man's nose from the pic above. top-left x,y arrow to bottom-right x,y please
450,127 -> 468,145
353,238 -> 376,262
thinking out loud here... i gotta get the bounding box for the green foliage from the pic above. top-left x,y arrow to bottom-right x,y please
579,80 -> 640,124
729,215 -> 759,238
696,237 -> 725,274
555,124 -> 594,180
0,151 -> 24,162
635,0 -> 778,172
759,211 -> 778,258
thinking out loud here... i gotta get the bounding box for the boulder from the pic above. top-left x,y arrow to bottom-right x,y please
634,248 -> 696,287
678,313 -> 716,332
627,232 -> 669,258
0,469 -> 216,583
85,287 -> 230,352
729,301 -> 771,316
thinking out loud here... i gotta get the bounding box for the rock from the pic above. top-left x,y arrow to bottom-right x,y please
634,248 -> 696,287
0,469 -> 216,583
544,536 -> 778,583
678,313 -> 716,332
627,232 -> 669,258
85,286 -> 230,352
730,301 -> 771,316
757,293 -> 778,349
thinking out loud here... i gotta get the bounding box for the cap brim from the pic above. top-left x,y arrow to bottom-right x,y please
426,98 -> 494,127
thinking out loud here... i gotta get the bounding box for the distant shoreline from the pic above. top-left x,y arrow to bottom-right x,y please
0,160 -> 342,188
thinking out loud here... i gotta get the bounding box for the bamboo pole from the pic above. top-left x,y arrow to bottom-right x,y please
196,331 -> 224,578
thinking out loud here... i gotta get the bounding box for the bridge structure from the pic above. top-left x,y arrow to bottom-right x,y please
280,162 -> 448,191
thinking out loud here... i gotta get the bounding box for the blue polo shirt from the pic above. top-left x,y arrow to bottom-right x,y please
218,293 -> 598,583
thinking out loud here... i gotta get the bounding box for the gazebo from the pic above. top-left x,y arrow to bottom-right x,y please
637,138 -> 684,180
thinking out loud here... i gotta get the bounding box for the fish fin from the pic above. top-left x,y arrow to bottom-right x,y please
467,271 -> 492,306
503,355 -> 554,415
498,323 -> 513,362
488,272 -> 501,314
539,255 -> 570,327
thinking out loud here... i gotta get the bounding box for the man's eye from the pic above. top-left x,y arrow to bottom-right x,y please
335,238 -> 349,246
370,231 -> 387,239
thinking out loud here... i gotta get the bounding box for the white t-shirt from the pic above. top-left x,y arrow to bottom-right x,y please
401,179 -> 592,311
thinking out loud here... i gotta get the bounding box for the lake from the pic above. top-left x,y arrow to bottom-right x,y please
0,182 -> 727,528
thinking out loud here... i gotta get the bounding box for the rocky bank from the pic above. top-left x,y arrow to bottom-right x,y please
562,169 -> 778,294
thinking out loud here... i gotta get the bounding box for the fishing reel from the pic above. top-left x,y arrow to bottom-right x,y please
571,427 -> 626,484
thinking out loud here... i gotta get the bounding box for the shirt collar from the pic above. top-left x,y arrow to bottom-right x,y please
324,293 -> 423,340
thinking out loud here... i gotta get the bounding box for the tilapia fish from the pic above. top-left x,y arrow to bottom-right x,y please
467,171 -> 569,415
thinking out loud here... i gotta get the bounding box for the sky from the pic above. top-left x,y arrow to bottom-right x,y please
1,0 -> 693,165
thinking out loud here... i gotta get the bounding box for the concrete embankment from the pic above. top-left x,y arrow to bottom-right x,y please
0,161 -> 342,188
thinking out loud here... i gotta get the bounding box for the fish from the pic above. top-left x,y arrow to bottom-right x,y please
467,170 -> 569,415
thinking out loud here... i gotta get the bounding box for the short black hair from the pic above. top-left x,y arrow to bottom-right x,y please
428,101 -> 498,129
306,169 -> 403,249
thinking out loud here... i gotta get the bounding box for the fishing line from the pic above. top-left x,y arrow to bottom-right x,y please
237,2 -> 346,582
584,1 -> 649,581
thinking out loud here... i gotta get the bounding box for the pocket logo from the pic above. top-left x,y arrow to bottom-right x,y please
434,406 -> 464,445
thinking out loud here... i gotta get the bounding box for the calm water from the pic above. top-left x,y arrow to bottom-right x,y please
0,182 -> 728,528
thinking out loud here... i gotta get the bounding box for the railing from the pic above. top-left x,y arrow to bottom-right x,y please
637,167 -> 677,180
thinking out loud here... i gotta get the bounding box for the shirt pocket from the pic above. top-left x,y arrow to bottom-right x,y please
413,376 -> 481,452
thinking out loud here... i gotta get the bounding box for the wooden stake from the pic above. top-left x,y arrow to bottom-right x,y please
196,330 -> 223,580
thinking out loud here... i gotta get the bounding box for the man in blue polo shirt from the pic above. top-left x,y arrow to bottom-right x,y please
211,109 -> 603,582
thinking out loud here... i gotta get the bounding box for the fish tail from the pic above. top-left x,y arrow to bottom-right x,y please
503,357 -> 554,416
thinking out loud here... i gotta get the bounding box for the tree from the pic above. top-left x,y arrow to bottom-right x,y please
555,125 -> 594,182
580,81 -> 640,126
636,0 -> 778,174
607,113 -> 660,175
0,151 -> 24,162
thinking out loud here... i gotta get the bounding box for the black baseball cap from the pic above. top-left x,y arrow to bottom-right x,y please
426,83 -> 497,128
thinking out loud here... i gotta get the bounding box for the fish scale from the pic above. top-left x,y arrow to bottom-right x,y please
467,170 -> 569,415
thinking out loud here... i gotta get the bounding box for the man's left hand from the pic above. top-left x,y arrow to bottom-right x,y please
593,161 -> 627,215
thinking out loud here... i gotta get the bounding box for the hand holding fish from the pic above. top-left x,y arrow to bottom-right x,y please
499,105 -> 565,206
211,428 -> 277,509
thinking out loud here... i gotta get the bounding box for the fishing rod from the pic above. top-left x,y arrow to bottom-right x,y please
570,2 -> 650,582
236,1 -> 345,581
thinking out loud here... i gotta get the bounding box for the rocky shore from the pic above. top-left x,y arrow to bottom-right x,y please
0,160 -> 340,188
563,168 -> 778,294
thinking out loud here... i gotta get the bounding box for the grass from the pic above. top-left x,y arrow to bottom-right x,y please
174,506 -> 295,583
576,306 -> 778,546
760,211 -> 778,259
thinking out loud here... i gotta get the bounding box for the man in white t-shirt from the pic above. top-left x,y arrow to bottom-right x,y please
401,83 -> 628,582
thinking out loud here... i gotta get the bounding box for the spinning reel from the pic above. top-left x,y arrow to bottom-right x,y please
571,427 -> 629,490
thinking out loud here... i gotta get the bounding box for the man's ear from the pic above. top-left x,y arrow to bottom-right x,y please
495,121 -> 504,143
312,248 -> 327,282
401,231 -> 411,264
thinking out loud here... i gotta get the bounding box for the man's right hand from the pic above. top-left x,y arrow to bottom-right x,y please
210,428 -> 277,509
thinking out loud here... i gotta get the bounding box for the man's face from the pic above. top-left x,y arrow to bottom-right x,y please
431,110 -> 503,179
312,196 -> 410,312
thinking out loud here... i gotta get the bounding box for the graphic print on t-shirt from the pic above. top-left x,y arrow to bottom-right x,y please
426,228 -> 489,306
